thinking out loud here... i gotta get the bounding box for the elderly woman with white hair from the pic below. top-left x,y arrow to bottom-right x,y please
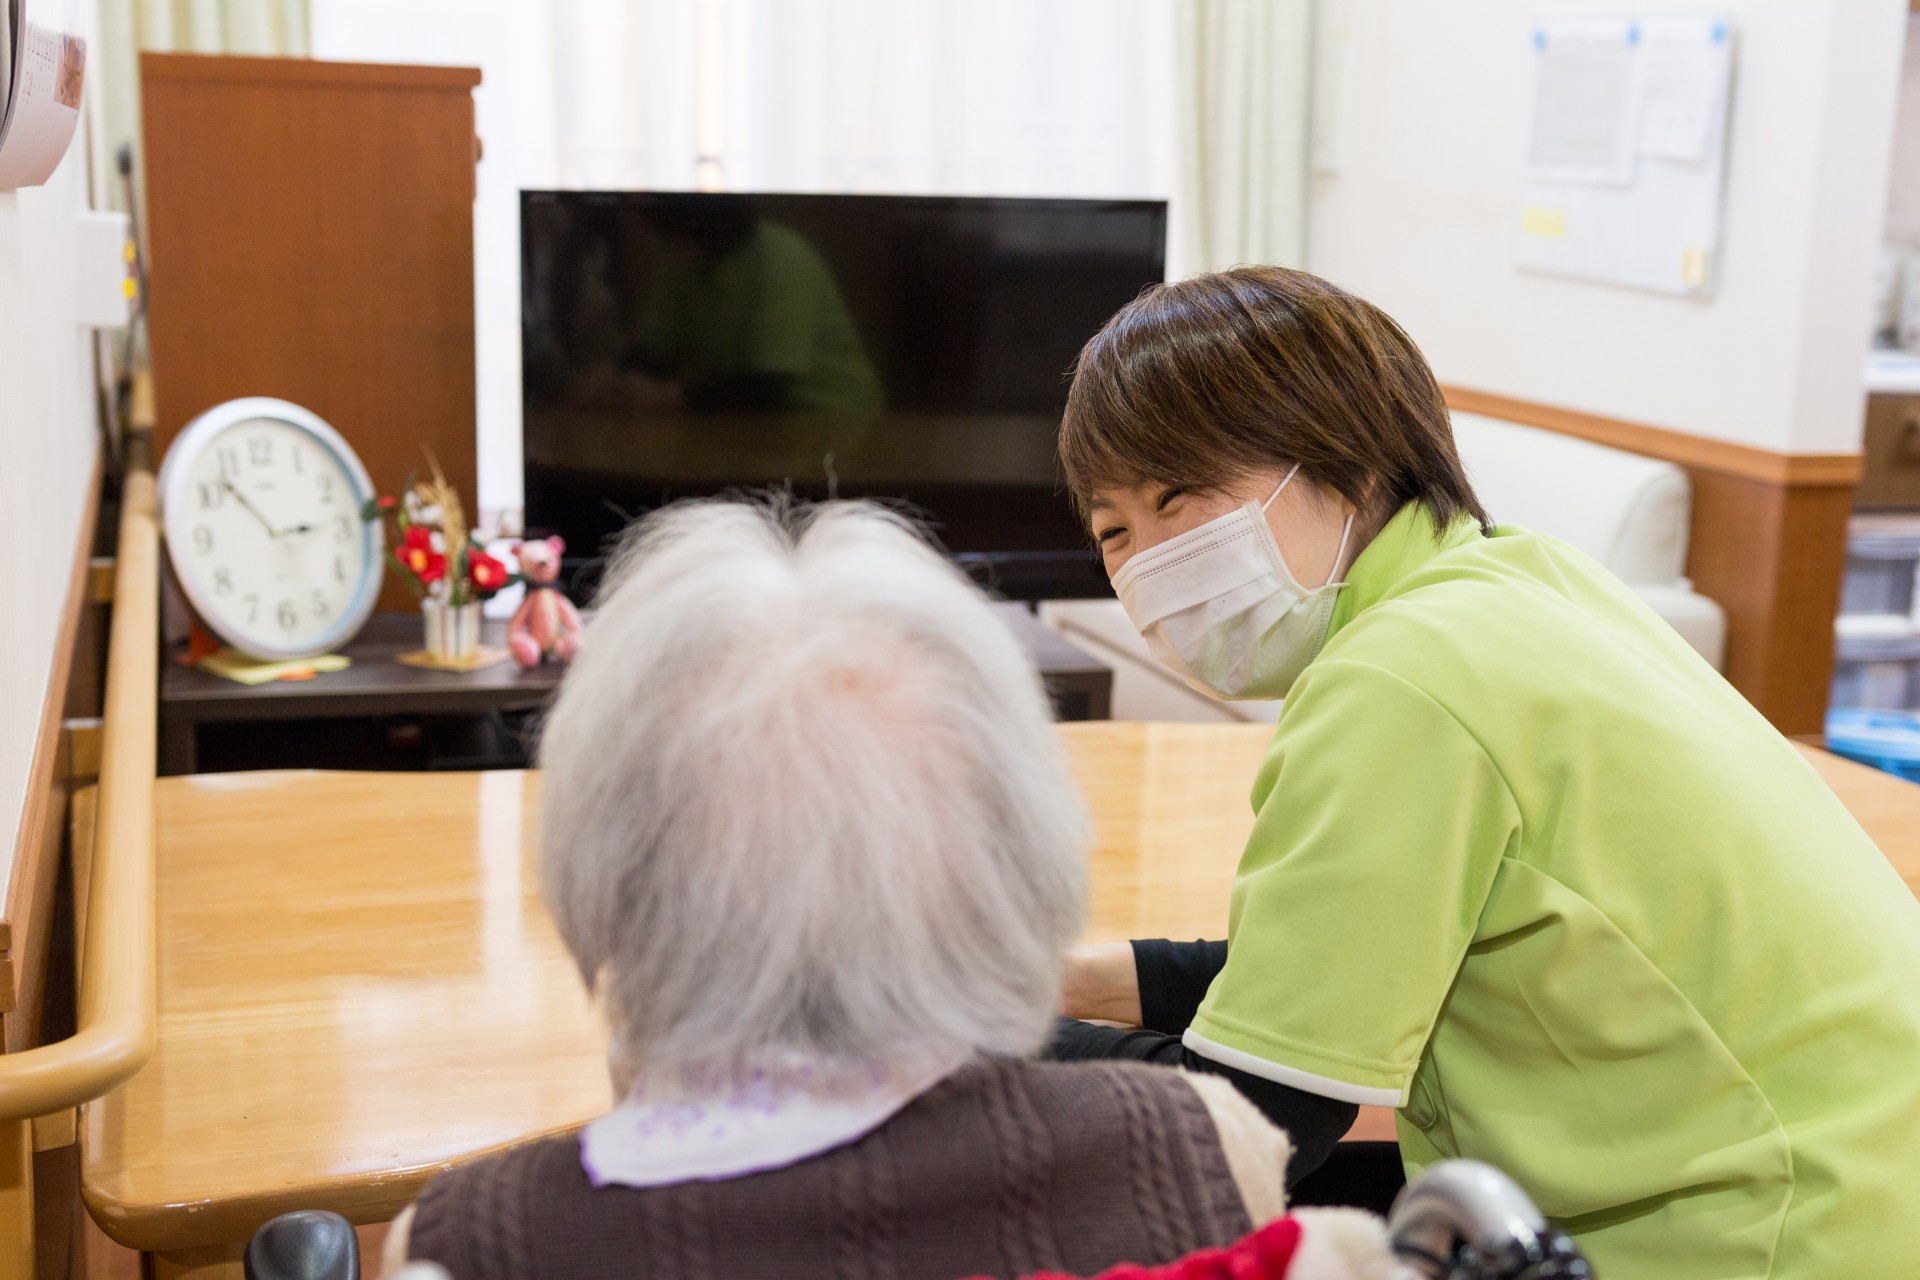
377,498 -> 1330,1280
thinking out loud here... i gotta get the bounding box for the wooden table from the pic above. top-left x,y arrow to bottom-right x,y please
158,604 -> 1112,774
80,727 -> 1920,1275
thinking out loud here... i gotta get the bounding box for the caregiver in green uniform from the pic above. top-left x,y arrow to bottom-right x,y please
1051,267 -> 1920,1279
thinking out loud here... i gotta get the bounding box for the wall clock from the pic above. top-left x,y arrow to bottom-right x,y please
158,398 -> 384,661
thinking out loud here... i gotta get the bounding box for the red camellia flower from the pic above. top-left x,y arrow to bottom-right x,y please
377,494 -> 399,511
467,548 -> 509,594
401,526 -> 446,584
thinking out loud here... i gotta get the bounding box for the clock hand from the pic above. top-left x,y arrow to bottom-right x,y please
220,477 -> 286,538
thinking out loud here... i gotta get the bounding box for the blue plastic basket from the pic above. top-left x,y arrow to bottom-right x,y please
1825,708 -> 1920,783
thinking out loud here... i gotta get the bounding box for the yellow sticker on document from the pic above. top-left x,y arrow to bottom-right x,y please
1521,206 -> 1567,239
1681,248 -> 1710,290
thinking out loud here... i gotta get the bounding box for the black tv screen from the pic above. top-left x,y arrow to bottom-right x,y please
520,191 -> 1167,598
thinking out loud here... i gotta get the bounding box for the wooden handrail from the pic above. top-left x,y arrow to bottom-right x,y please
0,457 -> 156,1119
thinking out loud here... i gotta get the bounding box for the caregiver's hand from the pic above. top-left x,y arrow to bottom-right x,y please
1059,942 -> 1143,1026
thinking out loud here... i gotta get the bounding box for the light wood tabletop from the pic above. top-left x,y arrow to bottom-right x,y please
79,724 -> 1920,1271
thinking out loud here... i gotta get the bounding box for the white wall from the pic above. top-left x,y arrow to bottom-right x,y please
1308,0 -> 1909,455
1885,16 -> 1920,248
0,89 -> 105,883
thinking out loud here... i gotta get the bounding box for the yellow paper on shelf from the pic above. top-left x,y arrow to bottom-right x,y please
393,646 -> 513,674
195,649 -> 352,686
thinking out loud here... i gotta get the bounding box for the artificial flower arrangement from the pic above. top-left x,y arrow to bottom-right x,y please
359,456 -> 519,607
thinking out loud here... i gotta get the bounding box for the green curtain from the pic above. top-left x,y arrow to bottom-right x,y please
1175,0 -> 1314,273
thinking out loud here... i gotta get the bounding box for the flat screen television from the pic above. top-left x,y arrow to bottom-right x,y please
520,190 -> 1168,598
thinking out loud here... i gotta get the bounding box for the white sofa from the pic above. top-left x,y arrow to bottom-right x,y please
1040,410 -> 1728,724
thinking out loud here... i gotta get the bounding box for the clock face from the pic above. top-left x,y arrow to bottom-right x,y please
160,400 -> 383,660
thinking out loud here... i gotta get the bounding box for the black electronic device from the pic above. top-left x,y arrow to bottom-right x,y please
520,190 -> 1167,598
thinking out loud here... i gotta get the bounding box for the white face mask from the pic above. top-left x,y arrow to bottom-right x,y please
1111,466 -> 1354,701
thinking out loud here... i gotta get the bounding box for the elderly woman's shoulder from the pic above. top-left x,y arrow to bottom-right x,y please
921,1057 -> 1292,1224
927,1052 -> 1259,1128
996,1060 -> 1289,1218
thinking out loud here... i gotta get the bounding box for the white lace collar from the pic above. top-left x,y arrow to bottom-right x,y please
580,1054 -> 969,1189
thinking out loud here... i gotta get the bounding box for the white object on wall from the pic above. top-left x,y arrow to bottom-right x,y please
71,207 -> 129,328
1308,0 -> 1908,457
0,0 -> 87,190
1515,14 -> 1735,297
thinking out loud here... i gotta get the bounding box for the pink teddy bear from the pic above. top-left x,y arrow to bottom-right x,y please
507,536 -> 584,668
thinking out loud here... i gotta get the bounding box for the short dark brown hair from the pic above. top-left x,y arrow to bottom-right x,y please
1059,266 -> 1489,534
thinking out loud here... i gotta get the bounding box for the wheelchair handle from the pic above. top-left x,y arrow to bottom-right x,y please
243,1210 -> 359,1280
1387,1160 -> 1593,1279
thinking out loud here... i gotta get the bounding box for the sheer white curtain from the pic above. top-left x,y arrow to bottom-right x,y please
98,0 -> 312,203
309,0 -> 1186,521
1176,0 -> 1314,271
721,0 -> 1173,200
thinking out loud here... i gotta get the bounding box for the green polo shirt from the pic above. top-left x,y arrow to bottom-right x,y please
1187,502 -> 1920,1278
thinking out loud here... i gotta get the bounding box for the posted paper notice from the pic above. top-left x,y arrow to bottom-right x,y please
1637,18 -> 1732,162
1524,19 -> 1640,187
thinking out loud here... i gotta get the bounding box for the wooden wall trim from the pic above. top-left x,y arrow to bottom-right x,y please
1441,385 -> 1855,736
2,451 -> 103,1048
1442,384 -> 1862,487
140,52 -> 480,94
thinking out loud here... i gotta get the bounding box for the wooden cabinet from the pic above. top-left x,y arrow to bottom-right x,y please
141,54 -> 482,610
1857,393 -> 1920,510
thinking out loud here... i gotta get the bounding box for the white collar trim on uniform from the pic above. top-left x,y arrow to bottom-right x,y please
580,1054 -> 970,1189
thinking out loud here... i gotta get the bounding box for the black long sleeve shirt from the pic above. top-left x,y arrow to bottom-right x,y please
1049,939 -> 1356,1187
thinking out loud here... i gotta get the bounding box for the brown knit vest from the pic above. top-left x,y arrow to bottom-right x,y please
407,1057 -> 1253,1280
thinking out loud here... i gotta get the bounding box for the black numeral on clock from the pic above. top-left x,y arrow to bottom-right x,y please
277,600 -> 298,631
213,567 -> 233,596
248,437 -> 273,467
192,525 -> 213,555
